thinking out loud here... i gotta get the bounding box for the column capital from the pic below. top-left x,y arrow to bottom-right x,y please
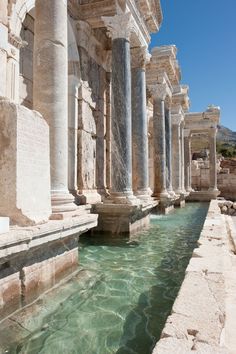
102,12 -> 134,41
208,127 -> 217,137
148,83 -> 170,101
172,114 -> 183,126
131,46 -> 151,69
184,129 -> 191,137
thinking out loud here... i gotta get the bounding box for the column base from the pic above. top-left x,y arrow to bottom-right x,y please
75,189 -> 102,205
135,188 -> 153,202
105,191 -> 140,206
50,191 -> 77,220
174,192 -> 187,208
93,200 -> 157,235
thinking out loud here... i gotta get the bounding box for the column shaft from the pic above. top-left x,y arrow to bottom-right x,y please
132,67 -> 150,198
165,108 -> 173,193
111,38 -> 133,198
172,123 -> 182,193
209,130 -> 218,191
153,98 -> 168,197
180,123 -> 186,193
33,0 -> 75,213
184,134 -> 192,191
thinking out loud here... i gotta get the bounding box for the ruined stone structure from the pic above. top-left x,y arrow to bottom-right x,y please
0,0 -> 220,324
185,105 -> 221,201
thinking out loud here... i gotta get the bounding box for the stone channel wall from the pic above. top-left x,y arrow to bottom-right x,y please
152,200 -> 236,353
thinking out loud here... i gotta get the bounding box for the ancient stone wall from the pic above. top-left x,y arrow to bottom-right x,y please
0,98 -> 51,225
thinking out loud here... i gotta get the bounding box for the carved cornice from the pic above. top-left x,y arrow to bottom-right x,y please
131,46 -> 151,69
102,11 -> 134,40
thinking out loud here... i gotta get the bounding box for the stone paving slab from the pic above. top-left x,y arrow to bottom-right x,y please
152,200 -> 235,353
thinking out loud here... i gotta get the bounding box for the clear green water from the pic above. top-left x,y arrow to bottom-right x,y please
11,203 -> 208,354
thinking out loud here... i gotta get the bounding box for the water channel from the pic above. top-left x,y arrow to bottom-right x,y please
9,202 -> 208,354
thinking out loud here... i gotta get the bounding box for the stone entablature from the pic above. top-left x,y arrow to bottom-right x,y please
185,105 -> 220,131
149,45 -> 181,85
172,84 -> 190,112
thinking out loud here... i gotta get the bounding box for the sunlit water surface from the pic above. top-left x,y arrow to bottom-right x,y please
10,203 -> 208,354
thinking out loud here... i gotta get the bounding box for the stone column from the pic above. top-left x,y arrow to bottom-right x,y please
149,85 -> 169,198
68,74 -> 80,196
180,122 -> 186,193
102,12 -> 136,204
165,106 -> 174,195
131,47 -> 151,200
184,129 -> 192,192
172,115 -> 182,194
33,0 -> 76,215
208,128 -> 218,191
0,1 -> 8,97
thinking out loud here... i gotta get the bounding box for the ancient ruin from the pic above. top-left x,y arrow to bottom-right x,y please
0,0 -> 235,353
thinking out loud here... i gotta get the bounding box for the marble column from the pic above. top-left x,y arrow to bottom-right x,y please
165,106 -> 174,195
209,129 -> 218,191
0,1 -> 7,97
33,0 -> 76,214
131,47 -> 151,200
102,12 -> 136,203
180,122 -> 186,193
172,116 -> 182,194
68,74 -> 80,196
184,129 -> 192,192
149,85 -> 169,198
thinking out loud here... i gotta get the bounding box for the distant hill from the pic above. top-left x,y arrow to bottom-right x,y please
217,125 -> 236,145
191,125 -> 236,155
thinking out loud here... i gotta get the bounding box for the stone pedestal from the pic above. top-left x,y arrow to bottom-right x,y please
94,200 -> 158,235
131,47 -> 152,201
0,213 -> 98,320
33,0 -> 76,217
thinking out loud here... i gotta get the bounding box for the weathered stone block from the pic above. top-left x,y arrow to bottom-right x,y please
0,99 -> 51,225
22,259 -> 55,305
78,99 -> 96,134
0,272 -> 21,319
54,249 -> 78,283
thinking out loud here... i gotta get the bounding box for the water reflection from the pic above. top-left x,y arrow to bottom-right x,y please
8,203 -> 208,354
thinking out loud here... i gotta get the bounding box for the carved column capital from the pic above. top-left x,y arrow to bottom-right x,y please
148,83 -> 168,101
102,12 -> 134,41
171,114 -> 183,126
131,46 -> 151,69
208,127 -> 217,137
184,129 -> 191,138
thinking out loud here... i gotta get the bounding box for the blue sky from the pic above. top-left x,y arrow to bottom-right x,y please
150,0 -> 236,131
